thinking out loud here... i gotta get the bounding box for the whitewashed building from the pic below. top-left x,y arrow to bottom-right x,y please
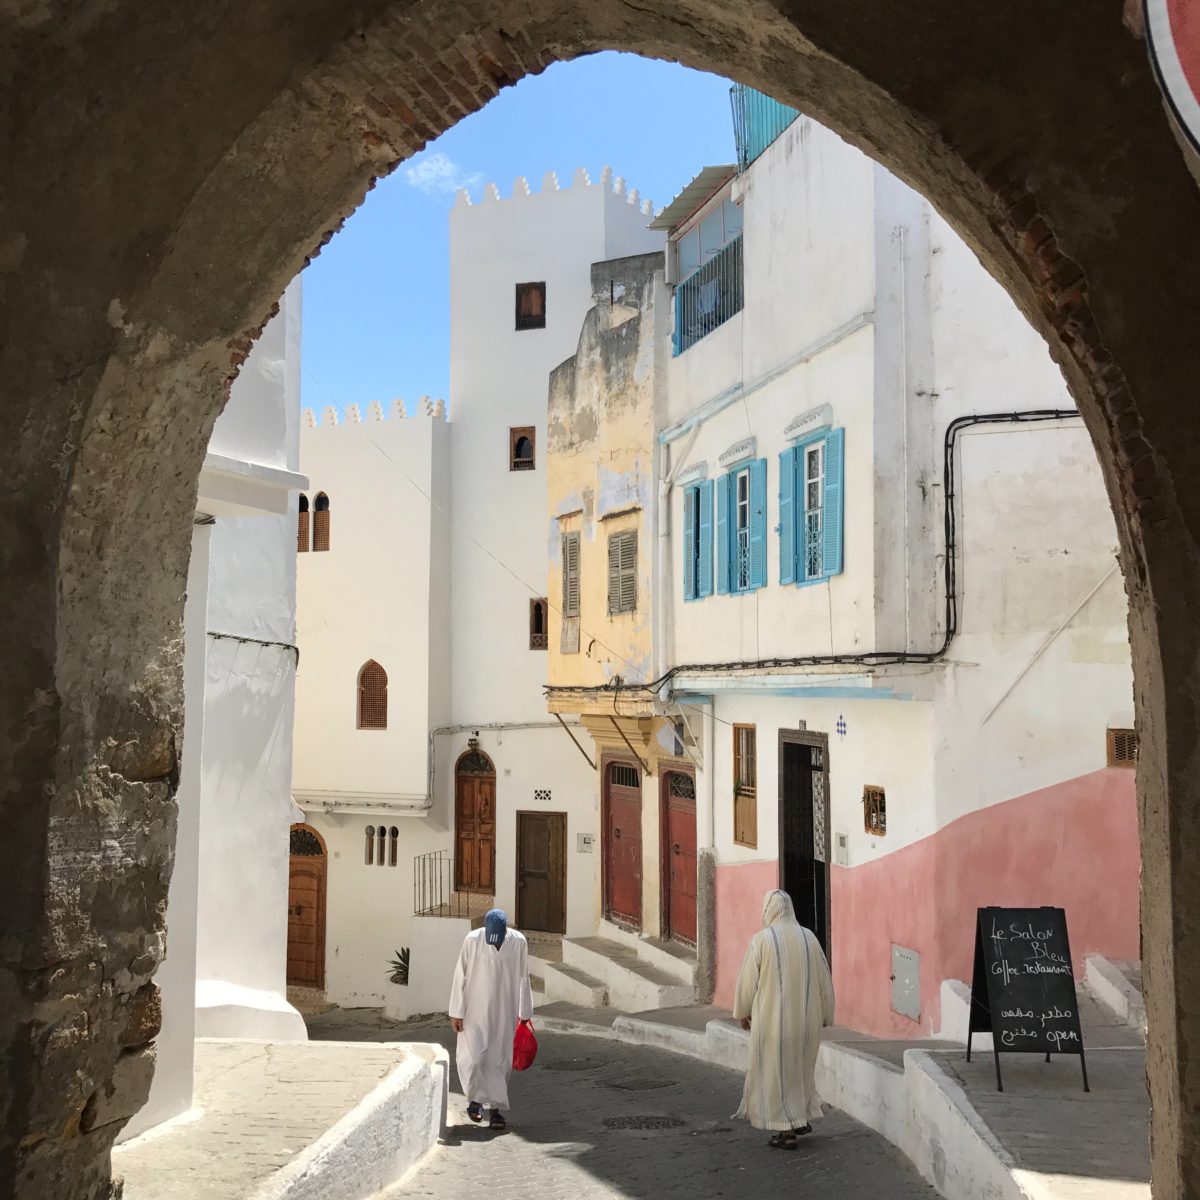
542,93 -> 1137,1039
127,281 -> 308,1137
291,169 -> 664,1011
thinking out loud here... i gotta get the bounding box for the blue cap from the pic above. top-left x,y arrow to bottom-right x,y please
484,908 -> 508,949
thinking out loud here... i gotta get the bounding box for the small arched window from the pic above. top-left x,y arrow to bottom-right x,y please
529,598 -> 548,650
377,825 -> 387,866
358,660 -> 387,730
389,826 -> 399,867
365,825 -> 376,865
313,492 -> 331,552
297,494 -> 310,553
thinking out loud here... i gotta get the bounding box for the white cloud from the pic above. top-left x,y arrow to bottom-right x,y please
403,152 -> 482,195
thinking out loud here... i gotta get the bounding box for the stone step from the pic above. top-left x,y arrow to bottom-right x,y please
595,919 -> 697,986
542,961 -> 608,1008
562,936 -> 694,1011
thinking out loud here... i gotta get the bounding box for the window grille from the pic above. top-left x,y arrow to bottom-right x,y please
389,826 -> 399,867
534,789 -> 552,802
515,281 -> 546,330
510,426 -> 536,471
313,492 -> 331,552
358,660 -> 388,730
863,786 -> 887,836
669,772 -> 696,800
377,826 -> 387,866
364,825 -> 375,865
733,724 -> 757,848
607,530 -> 638,615
290,825 -> 323,856
529,598 -> 548,650
297,495 -> 310,553
610,763 -> 639,789
561,532 -> 581,618
1107,728 -> 1138,768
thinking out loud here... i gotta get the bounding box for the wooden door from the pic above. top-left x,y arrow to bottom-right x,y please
286,826 -> 326,988
604,761 -> 643,930
664,771 -> 697,945
517,812 -> 567,933
455,773 -> 496,893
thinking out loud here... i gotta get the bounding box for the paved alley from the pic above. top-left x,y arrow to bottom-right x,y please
308,1009 -> 939,1199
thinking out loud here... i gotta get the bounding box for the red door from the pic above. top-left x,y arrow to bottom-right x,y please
665,772 -> 697,945
605,761 -> 643,929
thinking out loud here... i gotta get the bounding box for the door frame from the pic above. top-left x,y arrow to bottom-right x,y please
454,745 -> 496,893
601,751 -> 643,931
514,810 -> 568,934
777,729 -> 832,964
659,765 -> 697,946
287,823 -> 328,990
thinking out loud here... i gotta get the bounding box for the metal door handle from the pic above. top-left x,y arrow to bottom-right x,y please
613,829 -> 621,839
672,843 -> 681,854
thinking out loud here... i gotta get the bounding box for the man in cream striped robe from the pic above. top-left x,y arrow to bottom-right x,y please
733,890 -> 836,1141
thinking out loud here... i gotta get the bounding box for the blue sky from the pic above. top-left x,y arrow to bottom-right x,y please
300,53 -> 736,411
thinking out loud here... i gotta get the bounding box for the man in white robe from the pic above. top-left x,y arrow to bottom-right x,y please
448,908 -> 533,1129
733,889 -> 835,1148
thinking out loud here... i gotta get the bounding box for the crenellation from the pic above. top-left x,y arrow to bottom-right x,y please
300,395 -> 446,430
393,398 -> 406,419
573,166 -> 590,187
369,400 -> 385,421
323,406 -> 340,427
452,165 -> 654,211
542,169 -> 559,193
513,175 -> 530,197
347,403 -> 362,423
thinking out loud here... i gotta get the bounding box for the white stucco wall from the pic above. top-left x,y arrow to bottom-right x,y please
193,279 -> 307,1041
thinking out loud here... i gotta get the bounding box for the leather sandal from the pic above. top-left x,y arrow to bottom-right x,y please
768,1131 -> 797,1150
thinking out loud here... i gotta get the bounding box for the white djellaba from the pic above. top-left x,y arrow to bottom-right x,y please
733,889 -> 836,1131
448,914 -> 534,1110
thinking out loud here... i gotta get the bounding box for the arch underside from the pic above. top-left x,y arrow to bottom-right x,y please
2,1 -> 1199,1195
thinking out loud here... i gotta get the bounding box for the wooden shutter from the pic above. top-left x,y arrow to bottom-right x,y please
682,487 -> 697,601
698,478 -> 714,597
608,531 -> 638,614
749,458 -> 767,589
716,473 -> 731,594
778,447 -> 796,585
822,428 -> 845,577
561,532 -> 580,617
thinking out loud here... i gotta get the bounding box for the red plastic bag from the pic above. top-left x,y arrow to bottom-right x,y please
513,1019 -> 538,1071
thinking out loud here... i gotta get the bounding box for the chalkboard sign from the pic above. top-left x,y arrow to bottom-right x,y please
967,906 -> 1089,1092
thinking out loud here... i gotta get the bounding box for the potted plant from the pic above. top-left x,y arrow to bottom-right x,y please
384,947 -> 411,1022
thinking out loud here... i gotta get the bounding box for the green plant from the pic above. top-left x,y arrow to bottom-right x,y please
387,947 -> 410,986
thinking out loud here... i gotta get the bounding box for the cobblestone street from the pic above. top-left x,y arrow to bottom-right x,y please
308,1009 -> 940,1199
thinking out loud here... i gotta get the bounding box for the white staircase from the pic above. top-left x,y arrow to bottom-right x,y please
541,920 -> 696,1012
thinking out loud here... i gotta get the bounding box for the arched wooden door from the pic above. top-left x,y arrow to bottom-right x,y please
662,770 -> 697,946
455,743 -> 496,894
287,824 -> 327,989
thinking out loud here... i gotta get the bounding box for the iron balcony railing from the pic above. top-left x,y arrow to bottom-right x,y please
730,83 -> 801,173
673,234 -> 744,356
413,849 -> 492,920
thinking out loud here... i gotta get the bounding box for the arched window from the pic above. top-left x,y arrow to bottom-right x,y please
376,825 -> 387,866
297,494 -> 310,553
358,660 -> 387,729
313,492 -> 331,551
389,826 -> 399,867
529,598 -> 548,649
364,825 -> 375,865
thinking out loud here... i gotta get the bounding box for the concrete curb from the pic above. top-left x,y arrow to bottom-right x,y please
1085,956 -> 1147,1037
245,1041 -> 448,1200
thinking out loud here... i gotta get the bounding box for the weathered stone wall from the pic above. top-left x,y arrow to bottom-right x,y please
3,1 -> 1200,1196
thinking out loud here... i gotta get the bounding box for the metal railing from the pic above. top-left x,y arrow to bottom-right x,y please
672,235 -> 744,356
413,850 -> 491,920
730,83 -> 801,173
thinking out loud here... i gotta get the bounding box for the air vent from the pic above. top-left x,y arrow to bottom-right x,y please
1107,728 -> 1138,768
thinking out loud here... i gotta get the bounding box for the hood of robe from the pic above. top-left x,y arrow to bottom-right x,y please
484,908 -> 508,949
762,889 -> 799,927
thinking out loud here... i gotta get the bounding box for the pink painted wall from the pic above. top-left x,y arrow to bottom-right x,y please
713,859 -> 779,1009
714,769 -> 1139,1035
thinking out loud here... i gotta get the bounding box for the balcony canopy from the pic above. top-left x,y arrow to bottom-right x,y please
649,165 -> 736,234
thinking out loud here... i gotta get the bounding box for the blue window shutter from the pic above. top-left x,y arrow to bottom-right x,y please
672,288 -> 682,357
698,478 -> 714,597
682,487 -> 697,601
749,457 -> 768,590
823,429 -> 845,577
716,473 -> 731,594
778,447 -> 796,586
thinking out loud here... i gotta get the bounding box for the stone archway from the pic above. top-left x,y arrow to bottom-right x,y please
3,3 -> 1200,1196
